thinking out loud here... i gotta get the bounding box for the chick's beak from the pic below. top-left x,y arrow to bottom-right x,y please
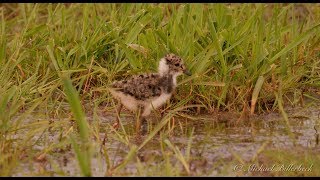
183,69 -> 192,76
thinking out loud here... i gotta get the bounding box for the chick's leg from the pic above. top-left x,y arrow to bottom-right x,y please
112,103 -> 123,129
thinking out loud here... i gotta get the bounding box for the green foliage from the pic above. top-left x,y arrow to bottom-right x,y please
0,3 -> 319,176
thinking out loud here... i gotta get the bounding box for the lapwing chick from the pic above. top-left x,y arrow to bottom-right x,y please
108,53 -> 191,134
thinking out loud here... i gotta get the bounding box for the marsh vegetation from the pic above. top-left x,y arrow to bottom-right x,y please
0,3 -> 319,176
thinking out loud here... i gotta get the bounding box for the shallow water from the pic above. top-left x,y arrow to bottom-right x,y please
12,105 -> 320,176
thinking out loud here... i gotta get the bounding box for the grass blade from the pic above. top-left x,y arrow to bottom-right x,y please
250,76 -> 265,115
267,23 -> 320,65
61,74 -> 91,176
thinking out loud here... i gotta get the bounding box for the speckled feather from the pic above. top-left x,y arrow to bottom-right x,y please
111,73 -> 174,101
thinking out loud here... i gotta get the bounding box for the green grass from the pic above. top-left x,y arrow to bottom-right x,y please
0,3 -> 319,176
